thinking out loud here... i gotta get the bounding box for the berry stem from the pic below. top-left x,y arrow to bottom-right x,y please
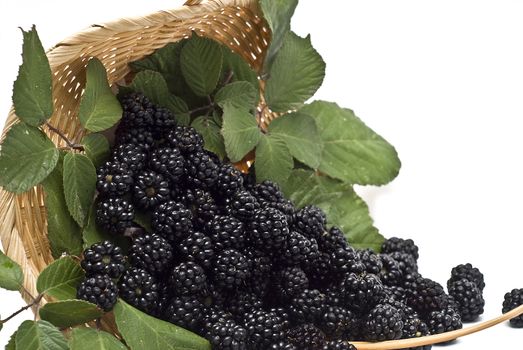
45,122 -> 84,151
0,293 -> 44,325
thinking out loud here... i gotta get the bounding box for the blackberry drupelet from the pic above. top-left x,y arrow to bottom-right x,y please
201,306 -> 234,332
330,246 -> 365,276
96,160 -> 133,197
363,303 -> 404,341
402,315 -> 431,350
152,200 -> 193,242
249,207 -> 290,253
114,126 -> 155,150
448,278 -> 484,322
317,305 -> 355,338
502,288 -> 523,327
167,126 -> 204,154
212,249 -> 250,290
381,237 -> 419,261
269,342 -> 298,350
165,295 -> 205,332
287,324 -> 327,350
77,274 -> 118,311
281,231 -> 319,268
96,197 -> 134,235
112,143 -> 147,174
388,251 -> 418,276
185,150 -> 219,189
151,106 -> 176,134
292,205 -> 327,241
81,241 -> 125,278
357,249 -> 383,275
405,276 -> 449,315
289,289 -> 327,323
250,180 -> 286,203
119,267 -> 159,314
447,263 -> 485,291
205,318 -> 248,350
225,291 -> 263,321
339,272 -> 384,315
384,285 -> 407,303
169,261 -> 207,296
378,254 -> 403,286
426,307 -> 463,335
119,92 -> 154,127
323,341 -> 357,350
129,233 -> 173,275
244,310 -> 285,349
206,215 -> 246,251
317,226 -> 348,253
149,147 -> 185,183
177,188 -> 218,229
273,266 -> 309,302
269,307 -> 292,331
133,170 -> 170,209
179,231 -> 215,268
225,190 -> 259,222
216,164 -> 244,197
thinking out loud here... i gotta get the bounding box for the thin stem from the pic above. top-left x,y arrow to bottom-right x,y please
188,104 -> 214,115
0,294 -> 43,325
45,122 -> 84,151
222,70 -> 234,86
20,285 -> 36,303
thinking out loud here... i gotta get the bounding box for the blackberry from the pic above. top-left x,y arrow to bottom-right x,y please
447,263 -> 485,291
120,92 -> 154,127
96,197 -> 134,235
339,273 -> 384,314
269,307 -> 292,331
378,254 -> 403,286
281,231 -> 319,268
381,237 -> 419,261
306,252 -> 334,288
77,274 -> 118,311
167,126 -> 204,154
81,241 -> 125,278
448,278 -> 484,322
287,324 -> 326,350
426,307 -> 462,335
317,305 -> 355,338
388,251 -> 418,276
96,160 -> 133,197
382,297 -> 417,321
250,181 -> 295,223
357,248 -> 383,275
153,283 -> 171,320
363,303 -> 404,341
169,261 -> 207,295
292,205 -> 327,241
225,190 -> 259,222
202,306 -> 234,331
179,231 -> 215,268
502,288 -> 523,327
149,147 -> 185,183
249,207 -> 290,253
212,249 -> 250,290
119,267 -> 158,314
133,170 -> 170,209
152,200 -> 193,242
273,266 -> 309,301
112,143 -> 147,174
225,291 -> 263,321
402,315 -> 431,350
216,164 -> 244,197
129,233 -> 173,275
245,249 -> 272,297
151,106 -> 176,134
244,310 -> 284,349
323,341 -> 357,350
384,285 -> 407,303
270,342 -> 297,350
203,284 -> 228,309
165,295 -> 205,332
330,246 -> 365,276
176,188 -> 218,229
206,215 -> 246,252
289,289 -> 327,323
205,318 -> 248,350
405,276 -> 449,315
114,126 -> 155,150
317,226 -> 348,253
185,150 -> 219,189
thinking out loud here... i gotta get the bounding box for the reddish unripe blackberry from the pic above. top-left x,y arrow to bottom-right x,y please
286,324 -> 326,350
244,310 -> 285,349
112,143 -> 147,174
292,205 -> 327,241
447,263 -> 485,291
249,207 -> 290,253
281,231 -> 319,268
149,147 -> 185,183
205,318 -> 248,350
323,341 -> 357,350
426,307 -> 462,335
339,272 -> 384,315
273,266 -> 309,302
133,170 -> 170,209
169,261 -> 207,296
176,188 -> 218,229
119,92 -> 154,127
502,288 -> 523,327
448,278 -> 484,322
363,303 -> 404,341
225,190 -> 260,222
167,126 -> 204,154
357,248 -> 383,275
118,267 -> 159,314
382,237 -> 419,261
289,289 -> 327,323
317,305 -> 355,339
179,231 -> 215,268
405,276 -> 449,315
129,233 -> 173,275
212,249 -> 250,290
77,274 -> 118,311
379,254 -> 403,286
165,295 -> 205,332
96,197 -> 134,235
216,164 -> 244,197
185,150 -> 219,189
81,241 -> 125,278
206,215 -> 246,252
152,200 -> 193,242
96,160 -> 133,197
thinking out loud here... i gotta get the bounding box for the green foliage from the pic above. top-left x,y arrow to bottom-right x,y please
6,331 -> 17,350
36,257 -> 84,301
0,250 -> 23,291
15,320 -> 68,350
63,153 -> 96,227
12,26 -> 53,127
221,104 -> 262,162
255,134 -> 293,183
69,328 -> 127,350
221,47 -> 259,88
215,81 -> 257,111
39,300 -> 103,328
0,123 -> 59,193
81,134 -> 110,168
191,116 -> 226,160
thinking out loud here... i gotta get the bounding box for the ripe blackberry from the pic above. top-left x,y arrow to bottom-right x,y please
402,315 -> 431,350
202,284 -> 228,309
339,272 -> 384,314
206,215 -> 246,251
357,248 -> 383,275
119,267 -> 158,314
382,297 -> 417,321
426,307 -> 462,335
406,276 -> 449,315
289,289 -> 327,323
317,305 -> 355,338
77,274 -> 118,311
212,249 -> 250,290
115,126 -> 155,150
176,188 -> 218,229
270,342 -> 297,350
152,200 -> 193,242
249,207 -> 290,253
306,252 -> 334,288
502,288 -> 523,327
205,318 -> 248,350
268,307 -> 292,331
202,306 -> 233,331
112,143 -> 147,174
129,233 -> 173,275
330,246 -> 365,276
149,147 -> 185,183
81,241 -> 125,278
184,150 -> 219,189
448,278 -> 484,322
379,254 -> 403,286
133,170 -> 170,209
151,106 -> 176,134
388,251 -> 418,276
225,190 -> 259,222
179,231 -> 214,268
152,283 -> 171,320
165,295 -> 205,332
167,126 -> 204,154
323,341 -> 356,350
363,303 -> 404,341
216,164 -> 244,197
273,266 -> 309,301
250,180 -> 295,223
292,205 -> 327,241
225,291 -> 263,321
384,285 -> 407,303
281,231 -> 319,268
287,324 -> 326,350
96,197 -> 134,235
169,261 -> 207,296
120,92 -> 154,127
382,237 -> 419,261
244,310 -> 284,349
245,249 -> 272,297
447,263 -> 485,291
96,160 -> 133,197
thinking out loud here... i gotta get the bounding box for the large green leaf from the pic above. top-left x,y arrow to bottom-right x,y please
114,300 -> 211,350
69,328 -> 127,350
6,331 -> 17,350
81,134 -> 110,168
221,104 -> 262,162
268,111 -> 322,168
221,47 -> 259,88
0,123 -> 59,193
36,257 -> 84,301
15,320 -> 68,350
301,101 -> 401,185
265,32 -> 325,112
63,153 -> 96,227
12,26 -> 53,127
215,81 -> 257,111
180,35 -> 223,96
191,116 -> 226,160
255,134 -> 293,184
39,300 -> 103,328
0,250 -> 23,291
78,58 -> 122,132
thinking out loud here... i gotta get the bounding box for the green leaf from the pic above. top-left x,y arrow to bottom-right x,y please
260,0 -> 298,73
0,250 -> 23,291
78,58 -> 122,132
42,152 -> 82,258
15,320 -> 68,350
255,134 -> 293,184
0,123 -> 59,193
114,299 -> 211,350
221,104 -> 262,162
215,81 -> 257,111
268,112 -> 322,168
12,26 -> 53,127
265,32 -> 325,112
133,211 -> 152,233
63,153 -> 96,227
6,330 -> 17,350
36,257 -> 84,301
221,47 -> 259,88
191,116 -> 226,160
39,300 -> 102,328
82,204 -> 129,251
82,134 -> 110,168
69,328 -> 127,350
301,101 -> 401,185
180,35 -> 223,96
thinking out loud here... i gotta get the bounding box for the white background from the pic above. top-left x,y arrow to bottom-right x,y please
1,0 -> 522,348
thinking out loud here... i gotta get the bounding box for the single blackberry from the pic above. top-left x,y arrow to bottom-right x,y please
357,248 -> 383,275
151,200 -> 193,242
167,126 -> 204,154
363,303 -> 404,341
120,92 -> 154,127
114,126 -> 155,150
176,188 -> 218,229
250,180 -> 286,203
129,233 -> 173,275
426,307 -> 463,335
245,249 -> 272,298
212,249 -> 250,290
133,170 -> 170,209
202,306 -> 234,332
323,341 -> 357,350
216,164 -> 244,197
384,285 -> 407,303
306,252 -> 334,288
249,207 -> 290,253
81,241 -> 125,278
77,274 -> 118,311
270,342 -> 297,350
448,278 -> 484,322
317,305 -> 355,338
292,205 -> 327,241
96,197 -> 134,235
119,267 -> 158,314
273,266 -> 309,301
402,315 -> 431,350
502,288 -> 523,327
225,291 -> 263,321
184,150 -> 219,189
205,318 -> 248,350
379,254 -> 404,286
382,297 -> 417,321
339,272 -> 384,314
405,276 -> 449,315
382,237 -> 419,261
96,160 -> 133,197
112,143 -> 147,174
206,215 -> 246,252
149,147 -> 185,183
165,295 -> 205,332
225,190 -> 259,222
388,251 -> 418,276
447,263 -> 485,291
289,289 -> 327,323
151,106 -> 176,134
179,231 -> 214,268
244,310 -> 284,349
317,226 -> 348,253
169,261 -> 207,296
281,231 -> 319,268
287,324 -> 326,350
330,246 -> 365,276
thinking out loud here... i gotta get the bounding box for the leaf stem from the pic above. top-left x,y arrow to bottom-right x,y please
45,122 -> 84,151
0,293 -> 43,325
222,70 -> 234,86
